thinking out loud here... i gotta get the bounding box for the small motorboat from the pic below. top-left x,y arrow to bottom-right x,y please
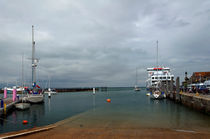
15,103 -> 30,110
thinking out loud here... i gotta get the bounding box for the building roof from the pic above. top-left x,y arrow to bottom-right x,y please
192,72 -> 210,77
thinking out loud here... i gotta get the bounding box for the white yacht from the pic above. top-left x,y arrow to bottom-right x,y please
25,25 -> 44,103
44,88 -> 57,94
134,68 -> 141,91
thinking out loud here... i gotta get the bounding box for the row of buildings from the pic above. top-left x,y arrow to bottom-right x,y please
182,71 -> 210,87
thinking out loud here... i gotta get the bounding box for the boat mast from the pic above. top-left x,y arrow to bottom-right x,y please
135,68 -> 138,86
22,54 -> 24,101
32,25 -> 36,90
156,40 -> 159,89
22,54 -> 24,88
156,40 -> 158,68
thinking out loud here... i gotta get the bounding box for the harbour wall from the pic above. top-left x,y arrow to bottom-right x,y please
165,77 -> 210,115
166,92 -> 210,115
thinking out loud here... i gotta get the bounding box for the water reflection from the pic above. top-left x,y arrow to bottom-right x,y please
1,88 -> 210,134
12,111 -> 17,124
48,97 -> 51,112
92,95 -> 95,111
29,104 -> 45,126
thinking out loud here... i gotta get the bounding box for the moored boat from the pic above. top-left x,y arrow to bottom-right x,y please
134,68 -> 141,91
146,67 -> 174,99
26,94 -> 44,103
44,88 -> 57,94
26,25 -> 44,103
134,85 -> 140,91
15,103 -> 30,110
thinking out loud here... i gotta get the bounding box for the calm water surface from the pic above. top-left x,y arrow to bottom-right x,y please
0,87 -> 210,134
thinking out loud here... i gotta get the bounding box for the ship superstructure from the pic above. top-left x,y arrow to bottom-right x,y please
146,67 -> 174,89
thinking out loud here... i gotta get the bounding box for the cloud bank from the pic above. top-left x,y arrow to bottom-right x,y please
0,0 -> 210,87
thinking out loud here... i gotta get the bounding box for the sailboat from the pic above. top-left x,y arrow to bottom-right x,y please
26,25 -> 44,103
134,68 -> 140,91
44,76 -> 57,95
15,55 -> 30,110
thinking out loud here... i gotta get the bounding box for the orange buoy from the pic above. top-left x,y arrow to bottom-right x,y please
22,120 -> 28,124
106,98 -> 111,103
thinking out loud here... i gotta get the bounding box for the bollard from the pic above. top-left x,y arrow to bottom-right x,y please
4,103 -> 7,113
1,100 -> 3,108
196,92 -> 199,96
166,80 -> 169,96
4,87 -> 7,99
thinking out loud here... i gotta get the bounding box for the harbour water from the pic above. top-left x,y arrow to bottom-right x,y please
1,87 -> 210,134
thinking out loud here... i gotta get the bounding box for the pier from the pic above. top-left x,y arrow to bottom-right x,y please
167,91 -> 210,115
160,77 -> 210,115
0,98 -> 21,115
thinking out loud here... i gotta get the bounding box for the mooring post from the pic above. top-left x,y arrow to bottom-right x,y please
169,78 -> 173,99
176,77 -> 180,102
160,81 -> 162,92
4,87 -> 7,99
166,80 -> 169,96
12,87 -> 17,102
1,100 -> 3,108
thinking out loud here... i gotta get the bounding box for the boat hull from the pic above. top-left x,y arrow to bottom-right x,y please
150,91 -> 166,99
26,94 -> 44,103
15,103 -> 30,110
134,88 -> 140,91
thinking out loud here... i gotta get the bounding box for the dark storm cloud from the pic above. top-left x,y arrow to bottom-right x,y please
0,0 -> 210,87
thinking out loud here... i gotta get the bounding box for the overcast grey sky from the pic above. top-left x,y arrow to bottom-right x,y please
0,0 -> 210,87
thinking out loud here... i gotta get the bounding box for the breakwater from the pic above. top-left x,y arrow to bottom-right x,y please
55,88 -> 99,92
0,88 -> 99,94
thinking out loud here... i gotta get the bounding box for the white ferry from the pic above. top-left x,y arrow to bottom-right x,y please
146,67 -> 174,99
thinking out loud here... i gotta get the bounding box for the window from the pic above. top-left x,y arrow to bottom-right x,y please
152,77 -> 154,79
167,77 -> 170,79
155,77 -> 158,79
160,77 -> 162,79
163,77 -> 166,79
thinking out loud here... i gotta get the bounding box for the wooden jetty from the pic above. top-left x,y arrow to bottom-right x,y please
0,98 -> 21,115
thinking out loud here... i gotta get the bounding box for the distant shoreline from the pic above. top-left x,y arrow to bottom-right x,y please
0,87 -> 97,94
0,87 -> 145,94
